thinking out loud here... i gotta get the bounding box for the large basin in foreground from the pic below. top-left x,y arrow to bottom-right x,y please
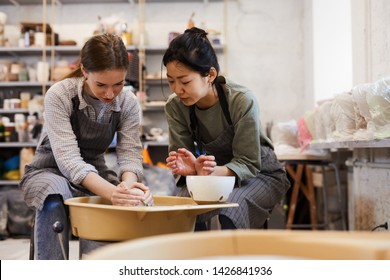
86,229 -> 390,260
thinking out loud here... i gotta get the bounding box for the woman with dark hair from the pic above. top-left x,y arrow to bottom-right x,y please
19,33 -> 152,259
163,27 -> 290,230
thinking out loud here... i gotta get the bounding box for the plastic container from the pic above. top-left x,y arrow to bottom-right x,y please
20,92 -> 31,108
3,155 -> 20,172
64,195 -> 238,241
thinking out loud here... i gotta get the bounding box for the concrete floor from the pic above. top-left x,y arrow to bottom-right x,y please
0,238 -> 79,260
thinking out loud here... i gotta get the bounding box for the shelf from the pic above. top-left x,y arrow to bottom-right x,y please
143,105 -> 165,112
0,142 -> 37,148
0,108 -> 29,114
0,45 -> 137,55
144,44 -> 223,54
0,44 -> 220,56
0,46 -> 44,56
143,140 -> 168,146
0,180 -> 19,186
310,139 -> 390,149
0,81 -> 53,87
0,0 -> 129,5
0,0 -> 222,5
54,45 -> 137,54
0,45 -> 221,55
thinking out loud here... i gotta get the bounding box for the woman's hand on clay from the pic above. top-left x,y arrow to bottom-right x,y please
195,154 -> 216,175
166,148 -> 197,176
111,182 -> 153,206
139,184 -> 154,206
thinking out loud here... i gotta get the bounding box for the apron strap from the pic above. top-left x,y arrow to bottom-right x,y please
70,96 -> 81,146
215,76 -> 232,125
190,105 -> 204,155
190,76 -> 232,155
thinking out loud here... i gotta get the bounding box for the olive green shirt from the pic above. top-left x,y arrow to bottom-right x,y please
164,77 -> 273,183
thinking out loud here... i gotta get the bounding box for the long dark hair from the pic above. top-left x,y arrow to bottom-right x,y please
162,27 -> 220,79
64,33 -> 129,79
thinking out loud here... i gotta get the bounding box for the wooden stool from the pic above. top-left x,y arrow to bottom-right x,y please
278,154 -> 347,230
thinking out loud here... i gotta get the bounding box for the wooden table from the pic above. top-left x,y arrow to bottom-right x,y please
277,153 -> 345,230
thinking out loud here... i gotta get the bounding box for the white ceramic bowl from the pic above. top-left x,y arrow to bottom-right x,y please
186,175 -> 235,204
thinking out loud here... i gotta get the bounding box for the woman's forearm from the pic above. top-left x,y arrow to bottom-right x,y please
121,171 -> 139,186
81,172 -> 116,201
212,166 -> 235,176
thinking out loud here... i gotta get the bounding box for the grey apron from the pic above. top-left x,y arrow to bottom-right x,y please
20,95 -> 120,210
180,76 -> 290,228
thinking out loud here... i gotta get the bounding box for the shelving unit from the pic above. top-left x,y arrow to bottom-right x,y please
0,0 -> 227,183
0,0 -> 228,241
0,42 -> 45,185
0,0 -> 220,4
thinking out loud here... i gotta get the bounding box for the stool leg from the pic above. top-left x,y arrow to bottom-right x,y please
329,163 -> 347,230
321,165 -> 329,229
286,164 -> 304,229
263,219 -> 268,229
34,194 -> 69,260
79,239 -> 115,260
305,165 -> 317,230
29,218 -> 35,260
263,207 -> 274,230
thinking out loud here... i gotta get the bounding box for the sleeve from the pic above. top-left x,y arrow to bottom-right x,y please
164,95 -> 197,187
115,93 -> 144,182
225,90 -> 262,183
44,84 -> 98,184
